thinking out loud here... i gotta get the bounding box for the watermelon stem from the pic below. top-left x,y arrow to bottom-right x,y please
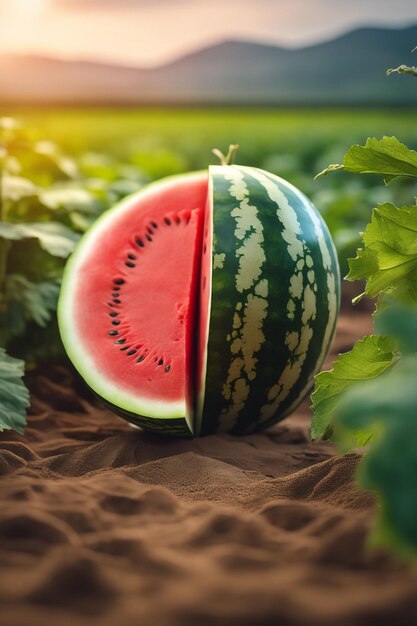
212,144 -> 240,166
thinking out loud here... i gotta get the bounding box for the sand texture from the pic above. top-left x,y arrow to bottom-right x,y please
1,309 -> 417,626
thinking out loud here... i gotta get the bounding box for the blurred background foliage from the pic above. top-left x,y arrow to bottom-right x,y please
1,107 -> 417,368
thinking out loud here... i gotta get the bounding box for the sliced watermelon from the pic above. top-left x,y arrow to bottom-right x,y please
59,165 -> 340,437
59,173 -> 207,436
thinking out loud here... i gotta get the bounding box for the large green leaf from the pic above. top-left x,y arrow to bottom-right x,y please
347,203 -> 417,303
317,137 -> 417,183
335,355 -> 417,555
5,274 -> 60,330
311,335 -> 397,442
0,349 -> 29,434
0,221 -> 80,258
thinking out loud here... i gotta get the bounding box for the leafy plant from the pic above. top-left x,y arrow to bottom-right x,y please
0,119 -> 102,433
0,118 -> 81,431
0,349 -> 29,435
0,118 -> 148,434
312,49 -> 417,557
331,303 -> 417,555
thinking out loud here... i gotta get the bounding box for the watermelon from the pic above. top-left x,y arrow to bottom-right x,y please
58,161 -> 340,437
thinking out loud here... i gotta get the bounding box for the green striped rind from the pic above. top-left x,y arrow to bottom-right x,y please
246,168 -> 340,433
200,165 -> 340,435
103,401 -> 193,438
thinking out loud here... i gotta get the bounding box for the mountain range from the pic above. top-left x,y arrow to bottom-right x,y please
1,24 -> 416,105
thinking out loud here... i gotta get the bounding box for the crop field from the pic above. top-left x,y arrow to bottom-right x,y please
14,106 -> 417,168
10,106 -> 417,270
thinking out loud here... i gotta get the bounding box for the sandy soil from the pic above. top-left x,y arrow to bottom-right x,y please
1,308 -> 417,626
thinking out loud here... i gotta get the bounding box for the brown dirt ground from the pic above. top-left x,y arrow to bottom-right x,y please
1,306 -> 417,626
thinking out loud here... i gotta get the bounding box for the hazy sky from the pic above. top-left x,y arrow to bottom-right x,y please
0,0 -> 416,66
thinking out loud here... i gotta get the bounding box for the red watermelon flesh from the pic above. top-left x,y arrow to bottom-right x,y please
59,173 -> 208,428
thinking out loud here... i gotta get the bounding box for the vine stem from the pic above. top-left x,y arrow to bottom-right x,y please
212,144 -> 240,166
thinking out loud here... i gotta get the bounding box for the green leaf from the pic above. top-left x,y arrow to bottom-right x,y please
0,349 -> 29,434
316,137 -> 417,183
2,175 -> 38,202
335,356 -> 417,555
344,137 -> 417,182
15,140 -> 78,185
5,275 -> 60,329
347,203 -> 417,303
33,141 -> 78,179
68,212 -> 97,232
311,335 -> 397,442
0,221 -> 80,258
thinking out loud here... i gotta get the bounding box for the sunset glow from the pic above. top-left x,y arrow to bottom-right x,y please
1,0 -> 48,16
0,0 -> 416,66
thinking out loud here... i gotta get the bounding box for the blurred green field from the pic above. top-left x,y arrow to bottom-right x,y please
12,107 -> 417,171
10,107 -> 415,269
1,106 -> 415,269
1,107 -> 416,371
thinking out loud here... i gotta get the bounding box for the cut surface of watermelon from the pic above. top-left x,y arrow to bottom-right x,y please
59,173 -> 208,435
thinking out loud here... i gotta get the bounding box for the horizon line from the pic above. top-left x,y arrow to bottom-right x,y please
1,20 -> 416,70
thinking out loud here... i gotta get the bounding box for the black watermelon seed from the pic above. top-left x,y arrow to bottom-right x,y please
164,217 -> 171,225
137,355 -> 145,363
112,292 -> 119,298
109,330 -> 119,336
125,262 -> 136,268
165,364 -> 171,372
109,312 -> 118,317
113,298 -> 121,304
128,253 -> 137,260
136,238 -> 144,247
147,226 -> 153,235
151,221 -> 158,229
114,278 -> 125,285
146,234 -> 153,242
116,338 -> 126,344
120,346 -> 129,351
113,286 -> 120,291
112,320 -> 121,326
127,349 -> 137,356
158,359 -> 164,366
